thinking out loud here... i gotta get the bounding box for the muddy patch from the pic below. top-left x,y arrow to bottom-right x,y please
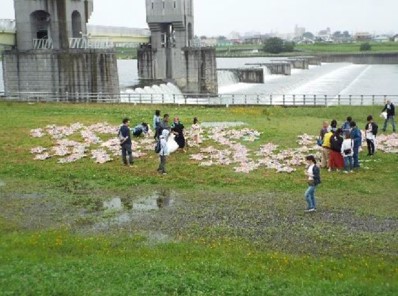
0,180 -> 5,187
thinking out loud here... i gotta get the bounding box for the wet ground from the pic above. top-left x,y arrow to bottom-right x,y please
1,187 -> 397,256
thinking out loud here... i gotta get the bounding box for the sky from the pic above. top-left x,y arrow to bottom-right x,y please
0,0 -> 397,36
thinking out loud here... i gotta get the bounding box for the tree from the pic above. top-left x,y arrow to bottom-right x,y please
263,37 -> 295,54
360,42 -> 372,51
263,37 -> 285,54
302,32 -> 315,40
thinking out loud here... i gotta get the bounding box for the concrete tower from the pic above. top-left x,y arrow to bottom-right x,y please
138,0 -> 217,94
2,0 -> 119,98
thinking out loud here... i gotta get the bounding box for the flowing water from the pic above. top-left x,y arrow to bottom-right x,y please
2,58 -> 398,98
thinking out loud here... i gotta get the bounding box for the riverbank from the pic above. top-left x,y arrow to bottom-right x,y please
0,102 -> 397,295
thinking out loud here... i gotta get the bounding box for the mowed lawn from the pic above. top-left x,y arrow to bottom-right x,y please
0,101 -> 397,295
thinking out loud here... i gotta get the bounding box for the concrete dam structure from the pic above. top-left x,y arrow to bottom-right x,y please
138,0 -> 218,95
2,0 -> 119,97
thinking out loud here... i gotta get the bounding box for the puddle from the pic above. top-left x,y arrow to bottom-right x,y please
133,192 -> 173,212
103,197 -> 123,211
202,121 -> 246,128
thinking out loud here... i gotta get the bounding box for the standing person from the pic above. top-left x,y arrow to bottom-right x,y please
341,116 -> 352,137
119,118 -> 133,166
304,155 -> 321,213
365,115 -> 377,156
341,133 -> 354,173
321,127 -> 333,169
191,117 -> 202,145
157,129 -> 170,175
153,110 -> 161,139
350,121 -> 362,169
330,119 -> 338,132
329,128 -> 344,171
157,113 -> 171,137
381,100 -> 396,133
317,121 -> 329,147
171,117 -> 186,152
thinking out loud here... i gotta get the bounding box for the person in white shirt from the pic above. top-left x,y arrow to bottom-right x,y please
157,129 -> 170,175
365,115 -> 377,156
341,134 -> 354,173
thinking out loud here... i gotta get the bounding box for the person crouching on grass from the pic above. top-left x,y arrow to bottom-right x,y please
157,129 -> 170,175
304,155 -> 321,213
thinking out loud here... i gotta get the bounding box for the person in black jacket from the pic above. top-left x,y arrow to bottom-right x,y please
381,100 -> 396,133
119,118 -> 133,166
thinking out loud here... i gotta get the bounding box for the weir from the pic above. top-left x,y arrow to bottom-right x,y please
218,68 -> 264,83
137,0 -> 218,95
2,0 -> 119,97
245,63 -> 292,75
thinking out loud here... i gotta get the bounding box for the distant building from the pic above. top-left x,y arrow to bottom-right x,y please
373,35 -> 390,43
354,32 -> 372,42
294,25 -> 305,38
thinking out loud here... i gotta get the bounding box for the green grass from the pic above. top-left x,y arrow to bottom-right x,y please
296,42 -> 398,54
0,102 -> 397,295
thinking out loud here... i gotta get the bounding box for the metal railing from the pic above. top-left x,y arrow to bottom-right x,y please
1,91 -> 396,106
68,38 -> 114,49
33,38 -> 53,50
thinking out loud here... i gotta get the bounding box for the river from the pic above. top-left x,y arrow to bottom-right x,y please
1,58 -> 398,96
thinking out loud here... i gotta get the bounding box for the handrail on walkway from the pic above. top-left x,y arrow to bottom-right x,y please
0,91 -> 396,107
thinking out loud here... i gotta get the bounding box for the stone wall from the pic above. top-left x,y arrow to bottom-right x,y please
2,49 -> 119,96
320,53 -> 398,64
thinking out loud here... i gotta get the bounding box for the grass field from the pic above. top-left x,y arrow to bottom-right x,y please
0,102 -> 397,295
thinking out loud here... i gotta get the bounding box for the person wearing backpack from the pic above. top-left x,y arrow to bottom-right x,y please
304,155 -> 321,213
329,128 -> 344,171
365,115 -> 377,156
157,129 -> 170,175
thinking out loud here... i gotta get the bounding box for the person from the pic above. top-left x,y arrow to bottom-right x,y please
171,117 -> 186,151
329,128 -> 344,171
304,155 -> 321,213
341,133 -> 354,173
191,117 -> 202,145
153,110 -> 161,139
119,117 -> 133,166
350,121 -> 362,169
157,113 -> 171,138
131,122 -> 149,137
157,129 -> 170,175
341,116 -> 352,137
317,121 -> 329,147
381,100 -> 396,133
320,127 -> 333,169
365,115 -> 377,156
330,119 -> 338,132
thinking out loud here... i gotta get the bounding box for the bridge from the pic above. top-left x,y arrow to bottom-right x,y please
0,19 -> 150,49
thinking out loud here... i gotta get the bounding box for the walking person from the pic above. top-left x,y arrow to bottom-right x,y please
341,134 -> 354,173
157,129 -> 170,175
304,155 -> 321,213
365,115 -> 377,156
119,118 -> 133,166
350,121 -> 362,169
381,100 -> 396,133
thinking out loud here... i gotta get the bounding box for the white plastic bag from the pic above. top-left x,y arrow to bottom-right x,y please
380,112 -> 387,120
167,134 -> 179,154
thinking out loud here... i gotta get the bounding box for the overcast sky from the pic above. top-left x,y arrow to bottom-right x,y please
0,0 -> 397,36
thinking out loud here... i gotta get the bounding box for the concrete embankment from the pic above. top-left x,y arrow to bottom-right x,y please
320,52 -> 398,64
